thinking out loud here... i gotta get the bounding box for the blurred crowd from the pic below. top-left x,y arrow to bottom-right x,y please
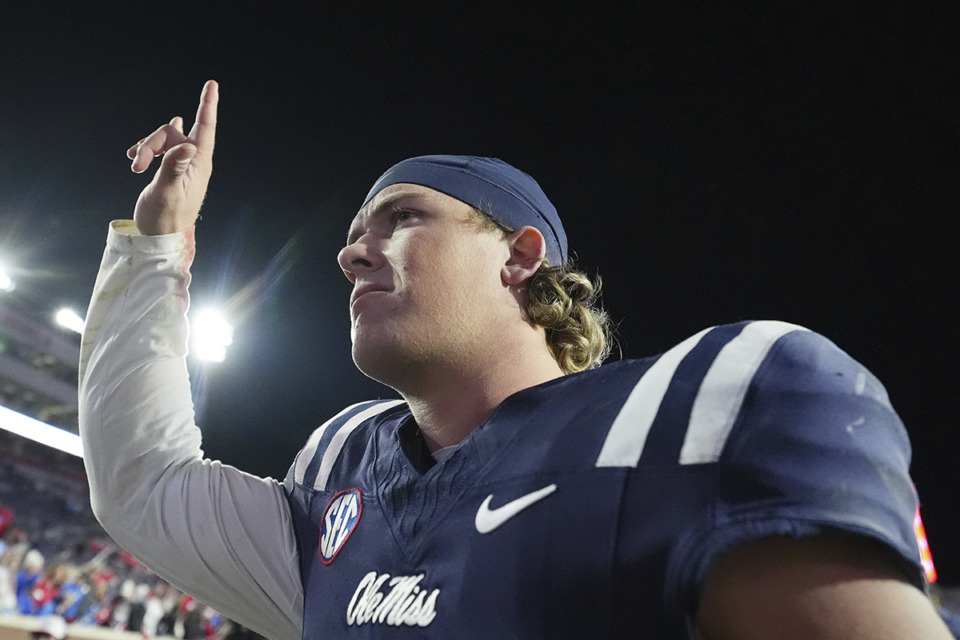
0,435 -> 263,640
1,535 -> 238,638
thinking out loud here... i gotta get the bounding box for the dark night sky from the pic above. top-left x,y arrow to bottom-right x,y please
1,4 -> 957,580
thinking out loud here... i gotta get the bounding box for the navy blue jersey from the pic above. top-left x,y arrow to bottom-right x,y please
284,321 -> 924,638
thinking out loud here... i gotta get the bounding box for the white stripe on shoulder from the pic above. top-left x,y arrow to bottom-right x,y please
293,402 -> 369,485
596,327 -> 712,468
679,320 -> 808,465
313,399 -> 405,491
293,400 -> 404,485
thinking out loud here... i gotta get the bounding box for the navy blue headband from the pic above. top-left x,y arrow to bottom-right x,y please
362,155 -> 568,265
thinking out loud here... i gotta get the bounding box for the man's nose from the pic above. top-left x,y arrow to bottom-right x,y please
337,238 -> 381,282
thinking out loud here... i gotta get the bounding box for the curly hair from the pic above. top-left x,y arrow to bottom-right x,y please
524,263 -> 613,373
469,208 -> 613,373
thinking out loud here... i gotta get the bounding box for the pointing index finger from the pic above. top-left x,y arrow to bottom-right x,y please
189,80 -> 219,152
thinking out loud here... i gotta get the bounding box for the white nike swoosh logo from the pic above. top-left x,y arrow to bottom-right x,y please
475,484 -> 558,534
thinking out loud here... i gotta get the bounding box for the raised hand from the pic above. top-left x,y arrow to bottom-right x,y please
127,80 -> 219,235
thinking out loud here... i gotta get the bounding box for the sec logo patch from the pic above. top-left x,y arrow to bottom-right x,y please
320,488 -> 363,565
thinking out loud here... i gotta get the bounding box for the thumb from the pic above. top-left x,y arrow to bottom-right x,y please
157,142 -> 199,181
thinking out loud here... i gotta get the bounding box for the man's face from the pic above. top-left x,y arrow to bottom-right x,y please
338,184 -> 513,388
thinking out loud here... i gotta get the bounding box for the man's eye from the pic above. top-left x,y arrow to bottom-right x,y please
393,209 -> 415,224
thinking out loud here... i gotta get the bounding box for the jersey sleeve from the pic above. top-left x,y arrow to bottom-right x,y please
668,324 -> 925,617
79,221 -> 303,640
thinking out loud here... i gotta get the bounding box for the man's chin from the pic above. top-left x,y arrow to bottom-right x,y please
351,340 -> 406,388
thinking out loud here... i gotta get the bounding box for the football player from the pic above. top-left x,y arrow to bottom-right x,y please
80,80 -> 952,639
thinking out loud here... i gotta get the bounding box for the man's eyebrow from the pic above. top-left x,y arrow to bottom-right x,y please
345,190 -> 427,244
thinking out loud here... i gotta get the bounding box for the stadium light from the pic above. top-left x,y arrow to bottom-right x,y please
0,264 -> 14,292
55,307 -> 86,334
190,308 -> 234,362
0,404 -> 83,457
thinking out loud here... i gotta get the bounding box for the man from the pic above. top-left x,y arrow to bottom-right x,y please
79,81 -> 952,639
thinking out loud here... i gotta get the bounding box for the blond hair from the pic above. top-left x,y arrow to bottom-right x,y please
469,209 -> 613,373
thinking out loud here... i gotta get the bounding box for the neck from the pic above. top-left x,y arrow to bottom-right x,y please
398,344 -> 564,453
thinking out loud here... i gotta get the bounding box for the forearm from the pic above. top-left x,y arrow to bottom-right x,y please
81,222 -> 199,509
79,221 -> 302,640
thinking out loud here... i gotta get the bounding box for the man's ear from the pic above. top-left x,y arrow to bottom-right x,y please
502,226 -> 546,286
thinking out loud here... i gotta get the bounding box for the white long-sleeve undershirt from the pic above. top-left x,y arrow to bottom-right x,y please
79,221 -> 304,640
